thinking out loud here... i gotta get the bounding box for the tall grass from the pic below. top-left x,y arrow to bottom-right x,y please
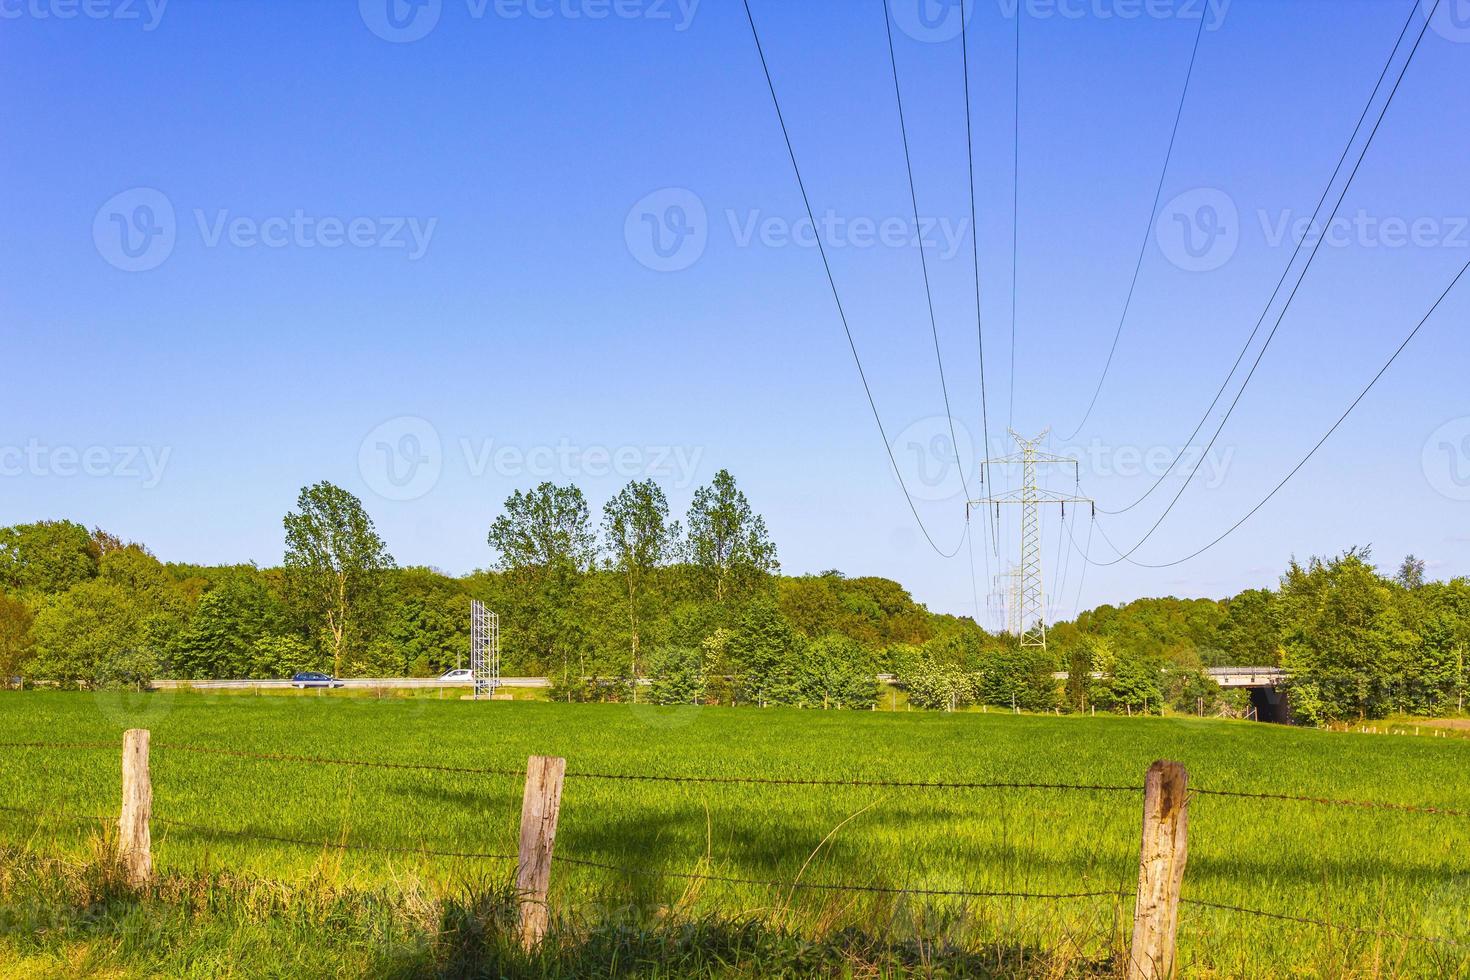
2,691 -> 1468,977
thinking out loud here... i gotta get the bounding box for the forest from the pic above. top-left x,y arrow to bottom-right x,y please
1,470 -> 1466,724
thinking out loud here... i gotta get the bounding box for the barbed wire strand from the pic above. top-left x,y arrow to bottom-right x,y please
150,742 -> 525,778
4,803 -> 1466,948
155,816 -> 518,863
1191,787 -> 1470,819
8,740 -> 1468,817
556,852 -> 1127,902
1184,897 -> 1468,950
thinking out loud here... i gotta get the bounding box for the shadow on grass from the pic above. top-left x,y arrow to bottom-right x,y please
0,847 -> 1117,978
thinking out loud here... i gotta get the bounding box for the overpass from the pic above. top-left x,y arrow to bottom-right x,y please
1050,666 -> 1290,721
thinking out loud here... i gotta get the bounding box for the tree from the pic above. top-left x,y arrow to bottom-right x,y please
282,482 -> 395,678
685,469 -> 778,605
647,644 -> 707,705
488,483 -> 596,683
0,591 -> 35,686
30,579 -> 155,687
0,520 -> 98,595
172,571 -> 291,678
725,600 -> 802,706
1396,554 -> 1427,590
602,479 -> 679,691
797,633 -> 878,709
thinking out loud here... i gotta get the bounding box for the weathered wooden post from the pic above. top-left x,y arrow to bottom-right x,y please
515,755 -> 566,951
1127,760 -> 1189,980
118,728 -> 153,887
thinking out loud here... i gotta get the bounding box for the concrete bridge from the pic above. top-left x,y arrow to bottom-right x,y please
1051,666 -> 1291,721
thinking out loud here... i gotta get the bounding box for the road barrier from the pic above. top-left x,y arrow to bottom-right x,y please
0,732 -> 1466,976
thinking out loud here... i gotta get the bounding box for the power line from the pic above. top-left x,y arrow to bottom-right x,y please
1060,11 -> 1209,442
960,0 -> 999,561
1008,5 -> 1020,429
1081,0 -> 1442,566
1096,0 -> 1427,516
1079,255 -> 1470,569
740,0 -> 966,557
882,0 -> 969,496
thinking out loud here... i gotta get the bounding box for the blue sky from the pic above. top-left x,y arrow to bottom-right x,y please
2,0 -> 1468,627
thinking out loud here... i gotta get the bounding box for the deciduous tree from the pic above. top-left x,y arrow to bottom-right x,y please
283,482 -> 395,678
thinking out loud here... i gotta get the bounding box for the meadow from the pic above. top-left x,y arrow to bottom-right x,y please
2,691 -> 1468,978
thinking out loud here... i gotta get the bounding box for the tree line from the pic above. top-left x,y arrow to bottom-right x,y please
0,472 -> 1465,723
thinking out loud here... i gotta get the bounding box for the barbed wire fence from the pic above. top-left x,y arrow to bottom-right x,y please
0,735 -> 1467,978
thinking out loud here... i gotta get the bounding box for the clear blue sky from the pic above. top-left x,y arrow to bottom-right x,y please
3,0 -> 1468,627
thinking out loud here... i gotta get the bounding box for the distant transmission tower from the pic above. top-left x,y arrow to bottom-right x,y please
470,600 -> 500,699
970,429 -> 1092,649
992,566 -> 1022,636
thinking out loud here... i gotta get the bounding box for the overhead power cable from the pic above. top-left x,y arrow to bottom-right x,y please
1081,0 -> 1443,565
741,0 -> 966,557
961,0 -> 999,560
1008,5 -> 1020,428
1077,254 -> 1470,569
1096,0 -> 1429,516
882,0 -> 969,497
1060,11 -> 1209,441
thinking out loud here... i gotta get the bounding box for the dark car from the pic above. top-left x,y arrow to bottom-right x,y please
290,672 -> 343,689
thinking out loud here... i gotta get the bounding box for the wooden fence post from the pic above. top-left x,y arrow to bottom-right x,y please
516,755 -> 566,951
1127,760 -> 1189,980
118,728 -> 153,887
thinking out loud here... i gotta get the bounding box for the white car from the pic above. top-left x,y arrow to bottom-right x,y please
439,668 -> 472,681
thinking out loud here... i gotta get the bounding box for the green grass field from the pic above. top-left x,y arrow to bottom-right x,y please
2,691 -> 1468,978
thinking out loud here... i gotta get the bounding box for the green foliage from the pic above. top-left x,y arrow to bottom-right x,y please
488,482 -> 596,682
725,601 -> 802,706
29,580 -> 153,688
0,591 -> 36,685
1277,548 -> 1451,724
685,469 -> 778,605
602,479 -> 679,682
0,520 -> 98,595
647,644 -> 706,705
793,633 -> 878,710
283,482 -> 395,678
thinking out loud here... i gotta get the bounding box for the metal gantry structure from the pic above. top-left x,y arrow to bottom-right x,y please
970,429 -> 1092,649
469,599 -> 500,700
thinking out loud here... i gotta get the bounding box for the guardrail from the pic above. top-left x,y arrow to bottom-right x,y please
148,676 -> 553,691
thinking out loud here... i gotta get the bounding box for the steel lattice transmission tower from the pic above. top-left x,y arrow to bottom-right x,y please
991,566 -> 1023,636
970,429 -> 1093,649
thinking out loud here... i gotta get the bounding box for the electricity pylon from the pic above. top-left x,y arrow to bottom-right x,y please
969,429 -> 1093,649
992,566 -> 1022,636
